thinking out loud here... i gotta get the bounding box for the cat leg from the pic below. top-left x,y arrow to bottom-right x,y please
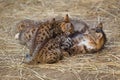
46,49 -> 62,64
24,39 -> 49,64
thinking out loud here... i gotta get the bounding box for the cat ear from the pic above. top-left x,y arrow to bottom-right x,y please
52,18 -> 55,21
97,22 -> 103,29
18,24 -> 25,31
49,18 -> 55,23
97,33 -> 103,39
64,14 -> 70,22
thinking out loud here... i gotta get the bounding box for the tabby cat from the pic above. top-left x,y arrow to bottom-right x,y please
24,35 -> 73,64
15,14 -> 74,64
68,22 -> 107,54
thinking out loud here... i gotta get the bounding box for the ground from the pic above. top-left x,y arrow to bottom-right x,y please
0,0 -> 120,80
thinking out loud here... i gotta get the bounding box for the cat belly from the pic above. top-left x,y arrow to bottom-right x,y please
77,39 -> 94,49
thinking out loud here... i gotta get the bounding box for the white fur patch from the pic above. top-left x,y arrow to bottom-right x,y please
78,39 -> 94,49
15,33 -> 20,40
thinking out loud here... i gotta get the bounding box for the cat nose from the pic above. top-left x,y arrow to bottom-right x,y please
15,33 -> 20,40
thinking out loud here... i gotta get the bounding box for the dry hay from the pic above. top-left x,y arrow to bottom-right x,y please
0,0 -> 120,80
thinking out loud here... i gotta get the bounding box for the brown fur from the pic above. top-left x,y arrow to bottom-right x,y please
60,14 -> 75,35
15,15 -> 74,64
24,35 -> 72,64
69,22 -> 107,55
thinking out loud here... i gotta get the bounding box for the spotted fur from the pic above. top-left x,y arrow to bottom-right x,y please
68,22 -> 107,54
24,35 -> 73,64
15,15 -> 74,64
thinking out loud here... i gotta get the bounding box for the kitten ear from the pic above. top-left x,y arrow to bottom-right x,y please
97,22 -> 103,29
52,18 -> 55,21
64,14 -> 70,22
18,24 -> 25,31
49,18 -> 55,23
97,33 -> 103,39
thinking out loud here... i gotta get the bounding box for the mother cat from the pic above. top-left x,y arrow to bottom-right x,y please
67,22 -> 107,55
15,14 -> 74,64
